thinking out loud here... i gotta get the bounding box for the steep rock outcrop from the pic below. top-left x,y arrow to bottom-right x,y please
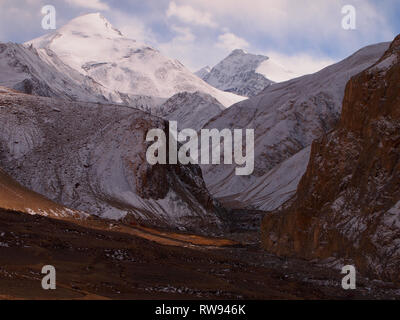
262,35 -> 400,282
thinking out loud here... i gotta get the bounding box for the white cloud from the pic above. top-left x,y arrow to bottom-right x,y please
216,32 -> 249,52
175,0 -> 395,51
170,25 -> 196,42
159,0 -> 395,75
266,52 -> 336,77
158,25 -> 233,71
109,11 -> 156,44
0,0 -> 44,42
158,25 -> 200,69
1,0 -> 393,78
166,1 -> 217,28
66,0 -> 109,11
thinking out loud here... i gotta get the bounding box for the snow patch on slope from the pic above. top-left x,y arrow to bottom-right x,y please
256,59 -> 298,83
0,42 -> 108,102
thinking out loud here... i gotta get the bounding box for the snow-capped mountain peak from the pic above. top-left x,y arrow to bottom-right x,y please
224,49 -> 297,82
231,49 -> 246,54
199,49 -> 272,97
28,13 -> 144,72
27,14 -> 245,107
59,13 -> 123,38
213,49 -> 270,79
198,49 -> 297,97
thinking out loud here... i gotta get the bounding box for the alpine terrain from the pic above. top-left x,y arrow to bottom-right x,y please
27,13 -> 246,108
201,42 -> 390,212
1,8 -> 400,300
262,34 -> 400,283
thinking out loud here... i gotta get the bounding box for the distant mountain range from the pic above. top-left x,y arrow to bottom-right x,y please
26,13 -> 245,108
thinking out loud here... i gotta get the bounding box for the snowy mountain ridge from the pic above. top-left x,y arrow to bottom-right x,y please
27,13 -> 246,107
0,42 -> 109,103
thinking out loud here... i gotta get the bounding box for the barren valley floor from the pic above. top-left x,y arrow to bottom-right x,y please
0,209 -> 399,300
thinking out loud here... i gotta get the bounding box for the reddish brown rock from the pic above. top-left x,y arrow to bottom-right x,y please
262,35 -> 400,282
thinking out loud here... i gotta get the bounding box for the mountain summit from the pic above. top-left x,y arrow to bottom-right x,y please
27,13 -> 245,107
197,49 -> 297,97
36,13 -> 123,45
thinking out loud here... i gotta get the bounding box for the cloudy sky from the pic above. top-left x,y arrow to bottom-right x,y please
1,0 -> 399,74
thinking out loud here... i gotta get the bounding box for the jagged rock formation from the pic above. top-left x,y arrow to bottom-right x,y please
262,35 -> 400,283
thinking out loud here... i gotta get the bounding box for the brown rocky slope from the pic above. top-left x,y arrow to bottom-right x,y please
262,34 -> 400,283
0,166 -> 79,218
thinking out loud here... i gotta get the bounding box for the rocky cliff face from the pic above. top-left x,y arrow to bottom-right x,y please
262,35 -> 400,282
